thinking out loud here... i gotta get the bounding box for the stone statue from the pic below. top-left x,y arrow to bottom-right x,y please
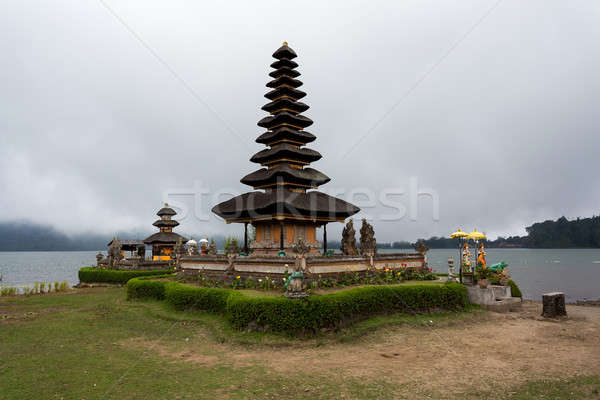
208,238 -> 217,255
414,240 -> 430,271
225,252 -> 236,275
225,241 -> 240,256
447,257 -> 457,282
359,218 -> 377,256
174,237 -> 186,268
96,252 -> 105,268
292,238 -> 310,256
414,240 -> 429,255
341,220 -> 358,256
293,238 -> 310,273
108,237 -> 123,269
284,262 -> 308,299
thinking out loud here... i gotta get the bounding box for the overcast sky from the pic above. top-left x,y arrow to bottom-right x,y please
1,0 -> 599,242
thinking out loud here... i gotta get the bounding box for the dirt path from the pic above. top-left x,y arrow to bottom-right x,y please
132,302 -> 600,397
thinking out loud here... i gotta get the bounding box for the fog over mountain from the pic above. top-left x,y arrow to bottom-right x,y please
1,0 -> 599,243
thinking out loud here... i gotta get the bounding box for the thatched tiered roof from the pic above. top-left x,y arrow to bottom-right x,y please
212,43 -> 359,223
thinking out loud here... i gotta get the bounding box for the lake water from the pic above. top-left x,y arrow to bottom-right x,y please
0,249 -> 599,301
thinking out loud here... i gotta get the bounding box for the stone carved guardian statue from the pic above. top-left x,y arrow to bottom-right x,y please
96,252 -> 105,268
225,253 -> 237,276
359,218 -> 377,256
340,220 -> 358,256
208,238 -> 217,255
414,240 -> 430,270
292,238 -> 310,273
174,237 -> 186,269
285,239 -> 309,299
108,237 -> 123,269
224,241 -> 239,275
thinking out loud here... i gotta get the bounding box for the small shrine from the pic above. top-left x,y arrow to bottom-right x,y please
212,42 -> 360,256
143,204 -> 187,260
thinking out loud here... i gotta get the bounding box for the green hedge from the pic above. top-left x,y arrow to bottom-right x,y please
508,280 -> 522,298
78,267 -> 174,284
127,278 -> 469,334
126,275 -> 173,299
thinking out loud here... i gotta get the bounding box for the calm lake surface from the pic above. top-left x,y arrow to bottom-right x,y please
0,249 -> 599,301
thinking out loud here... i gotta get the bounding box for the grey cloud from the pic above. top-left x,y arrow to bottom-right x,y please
1,0 -> 598,242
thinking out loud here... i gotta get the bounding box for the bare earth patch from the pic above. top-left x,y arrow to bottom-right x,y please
133,302 -> 600,397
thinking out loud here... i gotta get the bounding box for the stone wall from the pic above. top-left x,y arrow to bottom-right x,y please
179,252 -> 425,280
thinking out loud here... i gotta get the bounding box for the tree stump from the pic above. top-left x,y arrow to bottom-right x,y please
541,292 -> 567,318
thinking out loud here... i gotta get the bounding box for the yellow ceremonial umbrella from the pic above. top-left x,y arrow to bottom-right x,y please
450,229 -> 468,239
450,229 -> 469,283
467,229 -> 487,241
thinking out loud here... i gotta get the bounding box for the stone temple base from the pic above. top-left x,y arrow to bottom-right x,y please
179,252 -> 426,282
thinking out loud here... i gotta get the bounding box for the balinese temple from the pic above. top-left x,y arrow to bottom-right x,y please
212,43 -> 359,256
143,204 -> 187,260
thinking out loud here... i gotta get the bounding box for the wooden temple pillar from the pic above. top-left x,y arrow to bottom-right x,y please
279,222 -> 284,251
323,224 -> 327,254
244,222 -> 249,254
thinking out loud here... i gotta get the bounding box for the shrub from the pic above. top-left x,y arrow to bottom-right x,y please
126,279 -> 468,334
126,277 -> 169,300
164,283 -> 233,313
1,286 -> 18,296
78,267 -> 174,284
508,280 -> 522,298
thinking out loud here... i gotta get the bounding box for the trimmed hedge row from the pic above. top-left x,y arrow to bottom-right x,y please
127,278 -> 469,334
78,267 -> 174,284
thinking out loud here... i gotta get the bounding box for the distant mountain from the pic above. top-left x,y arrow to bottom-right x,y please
0,221 -> 231,252
414,215 -> 600,249
0,221 -> 112,251
2,215 -> 599,251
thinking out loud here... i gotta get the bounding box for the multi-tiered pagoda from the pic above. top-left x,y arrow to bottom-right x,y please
143,204 -> 187,259
212,43 -> 359,255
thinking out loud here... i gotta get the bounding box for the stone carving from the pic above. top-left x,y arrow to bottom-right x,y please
108,237 -> 123,269
208,238 -> 217,255
173,238 -> 186,269
96,252 -> 105,268
414,240 -> 429,255
292,238 -> 310,256
225,241 -> 240,256
447,257 -> 457,282
284,261 -> 308,299
292,238 -> 310,273
340,220 -> 358,256
225,253 -> 236,275
359,218 -> 377,256
414,240 -> 430,271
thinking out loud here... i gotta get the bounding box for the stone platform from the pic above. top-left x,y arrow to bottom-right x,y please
467,285 -> 522,313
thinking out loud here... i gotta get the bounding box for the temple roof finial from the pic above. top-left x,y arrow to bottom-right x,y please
282,41 -> 288,46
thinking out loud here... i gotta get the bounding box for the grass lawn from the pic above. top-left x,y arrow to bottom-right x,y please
1,287 -> 598,399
